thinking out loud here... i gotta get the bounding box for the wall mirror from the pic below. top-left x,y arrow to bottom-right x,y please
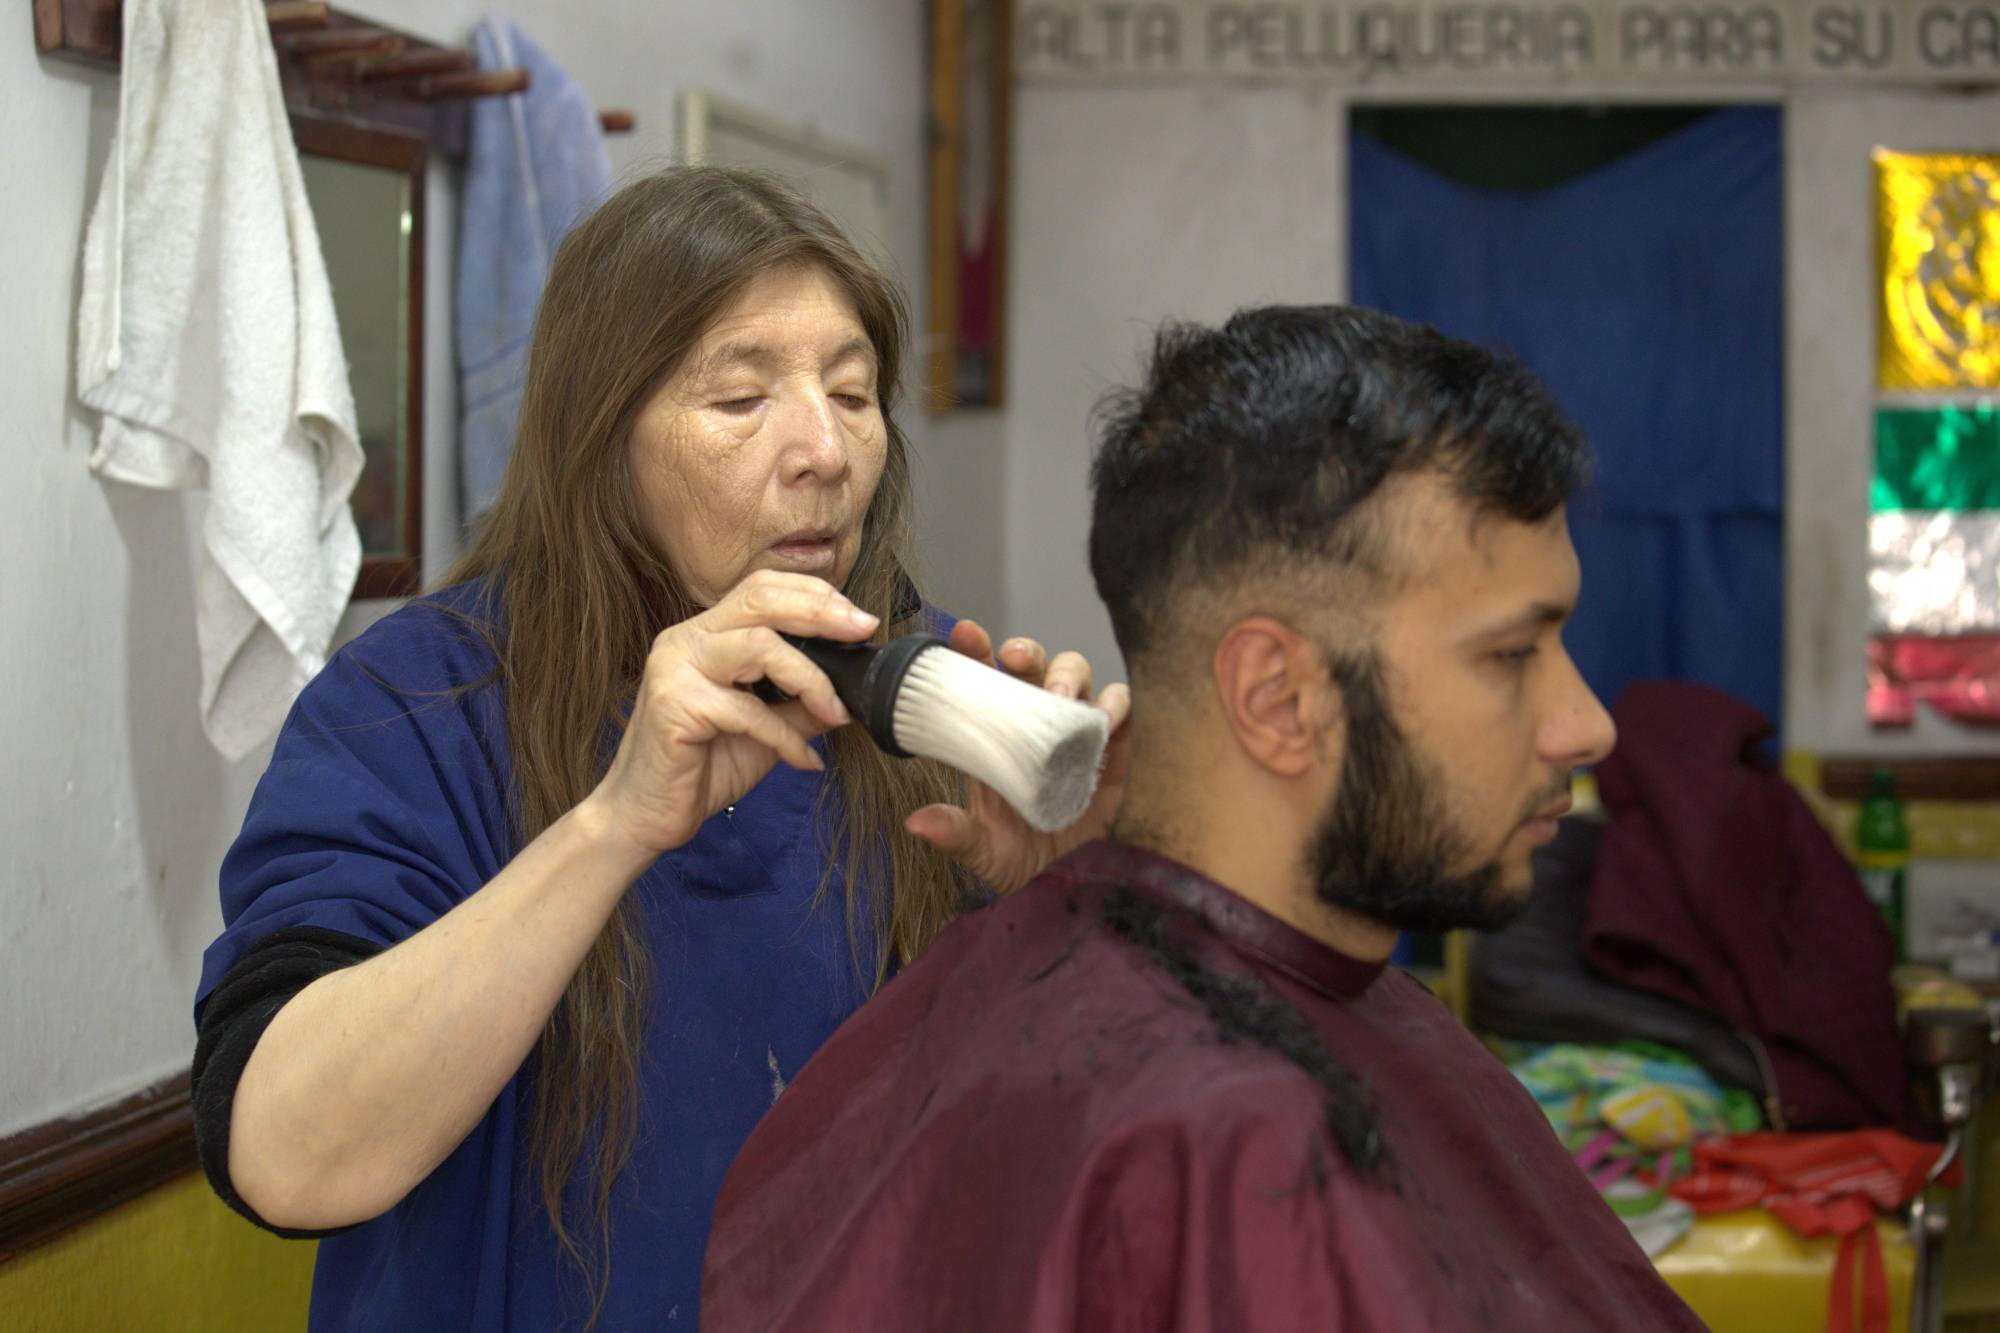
291,115 -> 426,599
679,88 -> 892,270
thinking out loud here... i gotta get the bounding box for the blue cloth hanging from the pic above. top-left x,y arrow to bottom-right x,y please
1351,109 -> 1784,731
456,19 -> 612,525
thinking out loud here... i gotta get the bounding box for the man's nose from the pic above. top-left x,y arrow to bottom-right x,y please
1542,646 -> 1616,770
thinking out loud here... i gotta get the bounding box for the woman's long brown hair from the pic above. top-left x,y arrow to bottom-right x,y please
444,167 -> 976,1319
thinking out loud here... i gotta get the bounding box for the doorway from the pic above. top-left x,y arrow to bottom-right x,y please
1349,105 -> 1786,736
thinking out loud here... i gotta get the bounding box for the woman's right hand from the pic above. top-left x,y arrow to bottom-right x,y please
583,570 -> 879,858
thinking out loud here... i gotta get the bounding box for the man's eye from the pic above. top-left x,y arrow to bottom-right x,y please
1496,645 -> 1539,667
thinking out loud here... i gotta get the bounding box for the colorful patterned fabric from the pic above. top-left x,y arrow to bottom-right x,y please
1867,633 -> 2000,726
1870,151 -> 2000,727
1508,1041 -> 1762,1227
1876,151 -> 2000,392
1510,1042 -> 1761,1151
1870,406 -> 2000,639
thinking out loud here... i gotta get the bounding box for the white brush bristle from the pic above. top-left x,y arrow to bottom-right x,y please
889,645 -> 1111,833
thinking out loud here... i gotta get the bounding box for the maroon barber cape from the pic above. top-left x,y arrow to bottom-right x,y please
701,840 -> 1702,1332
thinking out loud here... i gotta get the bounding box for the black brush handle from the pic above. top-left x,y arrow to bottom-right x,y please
750,633 -> 946,759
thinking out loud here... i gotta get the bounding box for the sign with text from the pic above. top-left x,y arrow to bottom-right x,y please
1017,2 -> 2000,84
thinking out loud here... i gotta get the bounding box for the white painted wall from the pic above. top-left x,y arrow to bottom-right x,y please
0,33 -> 274,1137
1004,82 -> 1348,677
2,0 -> 977,1137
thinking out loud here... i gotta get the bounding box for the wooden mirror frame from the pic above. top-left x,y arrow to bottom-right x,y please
290,114 -> 426,600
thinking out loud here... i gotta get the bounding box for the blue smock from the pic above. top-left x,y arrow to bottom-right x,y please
197,581 -> 915,1329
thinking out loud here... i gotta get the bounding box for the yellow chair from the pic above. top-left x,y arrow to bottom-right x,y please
1657,1211 -> 1914,1333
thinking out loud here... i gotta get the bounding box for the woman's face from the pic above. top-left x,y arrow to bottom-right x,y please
628,266 -> 888,606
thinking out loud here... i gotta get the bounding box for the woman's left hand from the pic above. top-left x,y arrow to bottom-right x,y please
903,620 -> 1132,895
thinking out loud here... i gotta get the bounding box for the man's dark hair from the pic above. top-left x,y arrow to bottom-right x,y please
1088,304 -> 1587,666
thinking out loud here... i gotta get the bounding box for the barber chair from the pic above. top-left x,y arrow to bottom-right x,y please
1461,814 -> 2000,1333
1904,999 -> 1999,1332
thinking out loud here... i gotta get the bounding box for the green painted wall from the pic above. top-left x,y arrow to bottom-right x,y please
0,1174 -> 313,1331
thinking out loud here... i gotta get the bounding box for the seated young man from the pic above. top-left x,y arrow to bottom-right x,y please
699,305 -> 1705,1331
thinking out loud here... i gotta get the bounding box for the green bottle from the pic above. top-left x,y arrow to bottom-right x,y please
1855,768 -> 1910,962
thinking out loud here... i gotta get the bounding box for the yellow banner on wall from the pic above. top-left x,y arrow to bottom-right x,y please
1877,150 -> 2000,391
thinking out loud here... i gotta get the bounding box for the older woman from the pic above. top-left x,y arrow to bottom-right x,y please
189,167 -> 1127,1331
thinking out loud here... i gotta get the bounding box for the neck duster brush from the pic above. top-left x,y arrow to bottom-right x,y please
757,633 -> 1110,832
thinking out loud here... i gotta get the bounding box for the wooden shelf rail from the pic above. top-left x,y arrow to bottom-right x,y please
32,0 -> 635,152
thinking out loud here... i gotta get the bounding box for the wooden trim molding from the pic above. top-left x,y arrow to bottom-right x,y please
34,0 -> 477,154
33,0 -> 632,152
924,0 -> 1013,411
1819,755 -> 2000,802
0,1072 -> 195,1262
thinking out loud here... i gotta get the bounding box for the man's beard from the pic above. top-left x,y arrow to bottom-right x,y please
1306,651 -> 1552,934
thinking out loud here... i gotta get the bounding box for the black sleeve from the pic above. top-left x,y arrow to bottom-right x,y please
190,926 -> 386,1238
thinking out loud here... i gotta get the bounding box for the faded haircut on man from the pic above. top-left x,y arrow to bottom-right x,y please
1091,304 -> 1595,936
1087,303 -> 1588,683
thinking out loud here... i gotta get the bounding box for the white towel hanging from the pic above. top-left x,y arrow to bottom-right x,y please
77,0 -> 364,760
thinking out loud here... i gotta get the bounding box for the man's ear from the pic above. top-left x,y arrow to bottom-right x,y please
1212,617 -> 1340,779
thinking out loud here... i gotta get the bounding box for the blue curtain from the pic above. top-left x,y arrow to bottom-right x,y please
1350,109 -> 1784,730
